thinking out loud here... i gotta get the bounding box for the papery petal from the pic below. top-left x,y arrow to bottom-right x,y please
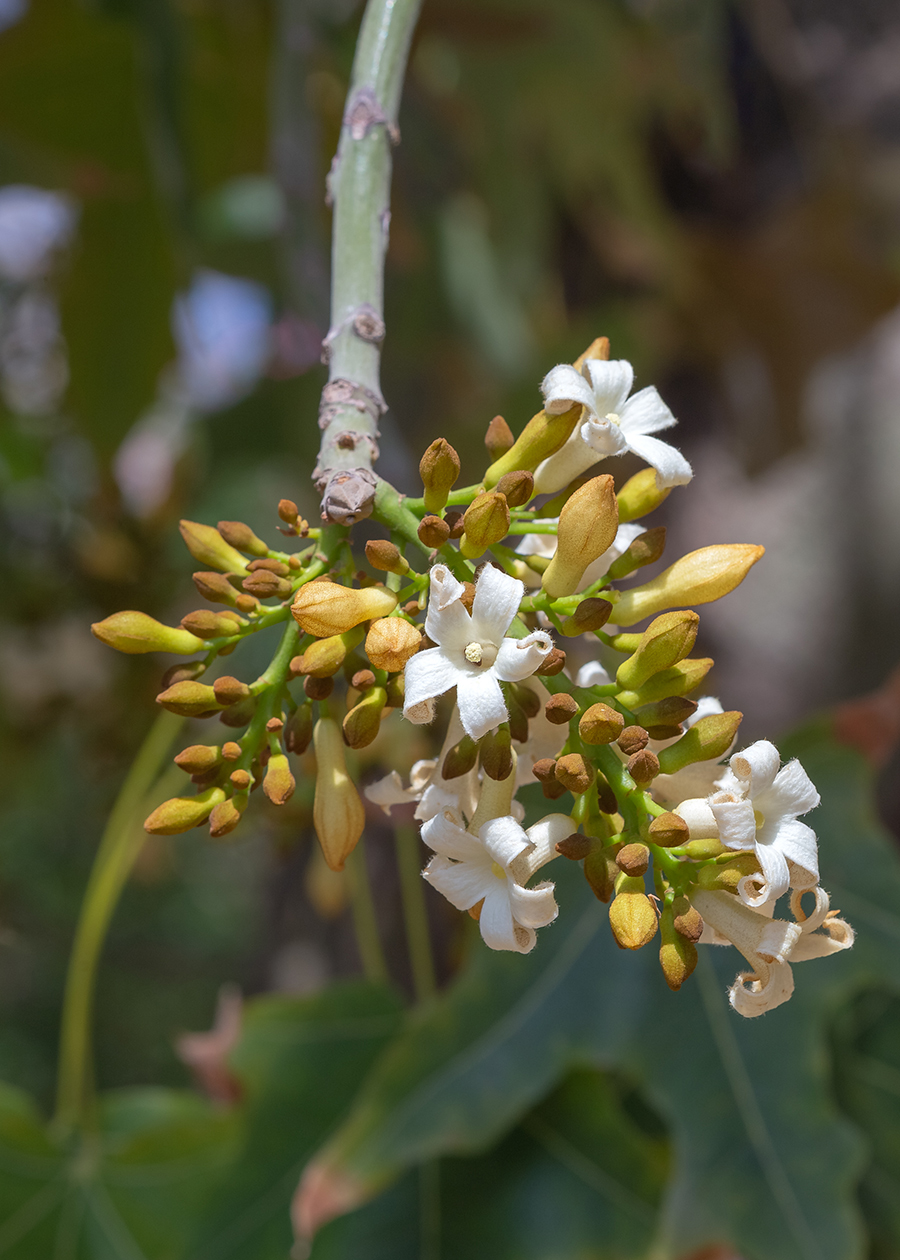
409,758 -> 438,793
423,854 -> 490,911
580,414 -> 628,458
493,631 -> 553,683
623,431 -> 692,489
456,670 -> 508,741
516,529 -> 557,560
540,364 -> 596,414
470,565 -> 523,644
429,564 -> 466,611
479,885 -> 530,952
618,385 -> 677,436
508,879 -> 558,929
403,648 -> 463,716
425,596 -> 473,653
415,782 -> 469,823
583,358 -> 634,414
421,808 -> 487,863
675,798 -> 719,837
729,740 -> 781,797
770,818 -> 819,887
522,813 -> 575,876
790,886 -> 831,934
653,761 -> 728,804
790,915 -> 855,961
753,839 -> 791,904
710,797 -> 757,848
532,433 -> 601,496
364,771 -> 413,814
687,696 -> 724,727
480,815 -> 532,868
729,960 -> 795,1017
761,759 -> 821,821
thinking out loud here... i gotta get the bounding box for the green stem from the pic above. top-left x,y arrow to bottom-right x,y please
394,825 -> 437,1001
345,840 -> 389,985
55,709 -> 184,1132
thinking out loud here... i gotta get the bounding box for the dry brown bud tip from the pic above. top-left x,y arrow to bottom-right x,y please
305,676 -> 334,700
617,725 -> 649,755
556,833 -> 591,861
545,693 -> 579,725
537,647 -> 566,676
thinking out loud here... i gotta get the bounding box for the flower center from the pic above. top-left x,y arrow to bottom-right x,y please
605,412 -> 622,427
753,809 -> 766,830
490,860 -> 506,880
464,641 -> 498,668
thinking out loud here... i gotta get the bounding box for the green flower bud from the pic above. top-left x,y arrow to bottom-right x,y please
342,687 -> 388,749
144,786 -> 226,835
632,696 -> 697,730
292,628 -> 364,679
615,611 -> 699,691
611,545 -> 765,627
91,611 -> 204,656
174,745 -> 222,775
263,752 -> 296,805
480,725 -> 513,781
208,796 -> 247,839
541,475 -> 619,598
284,703 -> 314,755
616,658 -> 713,709
659,906 -> 698,990
313,717 -> 365,871
484,404 -> 582,486
606,526 -> 667,581
419,438 -> 461,514
442,734 -> 479,779
615,467 -> 672,524
179,520 -> 249,573
217,520 -> 269,557
584,844 -> 617,902
609,874 -> 658,950
697,853 -> 760,891
559,596 -> 613,636
460,492 -> 510,558
657,711 -> 743,775
156,681 -> 220,716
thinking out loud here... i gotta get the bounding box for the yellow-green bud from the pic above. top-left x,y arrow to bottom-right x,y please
213,675 -> 251,706
313,717 -> 365,871
365,539 -> 410,576
193,571 -> 241,607
647,811 -> 689,847
559,597 -> 613,636
697,853 -> 760,892
610,544 -> 765,627
633,697 -> 697,730
460,492 -> 510,558
219,695 -> 257,729
419,438 -> 461,514
483,404 -> 582,486
365,618 -> 421,673
616,658 -> 713,709
91,611 -> 205,656
144,786 -> 226,835
208,796 -> 247,839
606,526 -> 667,581
263,752 -> 296,805
683,837 -> 727,859
615,467 -> 672,524
584,844 -> 617,902
284,703 -> 314,754
609,874 -> 658,950
442,734 -> 479,779
494,469 -> 534,508
156,680 -> 220,716
579,703 -> 624,746
657,710 -> 743,775
179,520 -> 249,573
174,744 -> 222,775
480,725 -> 513,781
659,907 -> 698,990
217,520 -> 269,557
342,687 -> 388,749
615,611 -> 699,691
292,628 -> 364,679
541,475 -> 619,598
672,895 -> 704,942
291,581 -> 398,638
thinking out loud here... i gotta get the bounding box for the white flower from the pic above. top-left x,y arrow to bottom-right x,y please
516,522 -> 644,589
693,886 -> 853,1017
365,711 -> 480,823
533,358 -> 692,495
576,659 -> 614,689
421,808 -> 571,953
404,564 -> 552,741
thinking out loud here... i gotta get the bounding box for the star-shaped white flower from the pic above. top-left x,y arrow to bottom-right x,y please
421,808 -> 571,953
403,564 -> 553,742
516,522 -> 644,589
365,711 -> 481,824
533,358 -> 692,495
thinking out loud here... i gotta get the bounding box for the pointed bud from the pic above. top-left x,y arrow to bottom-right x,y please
485,415 -> 514,459
544,692 -> 579,726
480,725 -> 513,781
555,753 -> 595,794
418,515 -> 450,549
697,853 -> 760,891
657,711 -> 743,775
559,597 -> 613,636
157,681 -> 220,716
579,703 -> 624,746
573,336 -> 611,370
92,611 -> 204,656
365,539 -> 410,576
292,628 -> 363,679
179,520 -> 249,573
609,875 -> 658,950
313,717 -> 365,871
419,439 -> 461,514
627,749 -> 659,785
484,404 -> 582,486
181,610 -> 242,640
174,745 -> 222,775
584,845 -> 617,901
659,907 -> 698,990
384,673 -> 405,709
616,658 -> 714,710
242,571 -> 292,598
291,582 -> 398,637
263,753 -> 296,805
606,527 -> 667,581
193,571 -> 241,607
615,467 -> 672,524
213,676 -> 251,706
505,691 -> 529,743
460,492 -> 510,558
208,796 -> 246,839
672,895 -> 704,942
611,545 -> 765,627
648,811 -> 689,847
219,694 -> 257,728
494,470 -> 534,508
615,611 -> 699,691
342,687 -> 388,749
556,833 -> 591,861
217,520 -> 269,557
365,618 -> 421,673
160,659 -> 206,689
615,842 -> 649,875
438,734 -> 476,780
144,786 -> 226,835
541,476 -> 619,598
633,696 -> 697,729
284,703 -> 313,754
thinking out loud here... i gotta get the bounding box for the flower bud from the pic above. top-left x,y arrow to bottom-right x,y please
217,520 -> 269,557
242,571 -> 292,598
480,725 -> 513,781
365,618 -> 421,673
555,753 -> 595,794
284,703 -> 313,754
485,415 -> 514,459
208,796 -> 246,839
510,682 -> 541,719
615,467 -> 672,524
609,875 -> 658,949
418,515 -> 450,549
559,597 -> 613,636
697,853 -> 760,892
219,694 -> 257,728
683,837 -> 727,859
541,475 -> 619,598
229,768 -> 251,790
291,582 -> 398,637
656,711 -> 743,775
579,703 -> 624,746
419,438 -> 461,514
248,558 -> 290,576
160,659 -> 206,689
545,693 -> 578,725
606,527 -> 667,581
193,571 -> 241,607
484,404 -> 582,486
633,696 -> 697,730
659,907 -> 698,990
174,745 -> 222,775
179,520 -> 249,573
264,752 -> 296,805
144,786 -> 226,835
157,681 -> 220,716
505,690 -> 529,743
616,658 -> 713,710
213,676 -> 252,706
292,628 -> 363,679
384,673 -> 405,709
305,675 -> 333,701
556,833 -> 591,860
610,544 -> 765,627
572,336 -> 611,370
343,687 -> 387,749
278,498 -> 299,525
92,611 -> 205,657
584,845 -> 617,901
615,611 -> 699,691
460,492 -> 510,558
351,669 -> 376,691
494,469 -> 534,508
672,895 -> 704,942
627,748 -> 659,785
532,757 -> 568,800
617,725 -> 649,755
181,610 -> 241,640
536,647 -> 566,676
444,510 -> 465,539
313,717 -> 365,871
647,811 -> 689,847
365,539 -> 410,576
615,842 -> 649,875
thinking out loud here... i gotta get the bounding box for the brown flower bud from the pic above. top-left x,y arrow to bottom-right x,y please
264,753 -> 296,805
313,717 -> 365,870
384,673 -> 405,709
545,693 -> 579,725
559,597 -> 613,637
504,691 -> 529,744
615,842 -> 650,876
536,647 -> 566,676
616,658 -> 714,710
212,676 -> 251,706
157,681 -> 220,716
365,539 -> 410,576
419,438 -> 461,514
615,467 -> 672,524
179,520 -> 249,573
579,703 -> 624,746
229,768 -> 251,791
180,610 -> 239,640
342,687 -> 387,749
242,571 -> 292,598
656,711 -> 743,775
494,469 -> 534,508
351,669 -> 376,691
556,833 -> 591,861
443,510 -> 465,539
611,545 -> 765,627
235,594 -> 259,614
217,520 -> 269,557
248,558 -> 290,576
480,726 -> 513,781
418,515 -> 450,549
219,695 -> 256,729
648,811 -> 690,847
609,875 -> 658,950
485,414 -> 514,459
92,611 -> 205,657
531,757 -> 557,783
365,618 -> 421,673
595,776 -> 619,816
606,527 -> 667,581
510,683 -> 541,719
617,725 -> 649,755
144,786 -> 226,835
485,404 -> 582,486
541,475 -> 619,599
627,748 -> 659,785
160,660 -> 206,689
193,571 -> 241,607
633,697 -> 697,729
284,704 -> 313,755
305,675 -> 334,701
555,753 -> 594,794
222,741 -> 242,761
174,745 -> 222,775
615,611 -> 700,692
584,846 -> 617,901
672,895 -> 704,942
460,492 -> 510,558
208,797 -> 246,839
278,499 -> 299,524
442,734 -> 478,779
292,582 -> 398,638
659,907 -> 698,990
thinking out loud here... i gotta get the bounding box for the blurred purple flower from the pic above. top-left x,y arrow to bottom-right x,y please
0,186 -> 76,282
173,269 -> 272,412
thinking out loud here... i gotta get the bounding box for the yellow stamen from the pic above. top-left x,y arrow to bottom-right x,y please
490,861 -> 506,880
464,642 -> 484,665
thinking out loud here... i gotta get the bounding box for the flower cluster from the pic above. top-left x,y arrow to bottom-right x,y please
92,336 -> 853,1016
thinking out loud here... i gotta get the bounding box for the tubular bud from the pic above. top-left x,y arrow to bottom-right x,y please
419,438 -> 461,514
217,520 -> 269,557
365,618 -> 421,673
365,539 -> 410,576
560,597 -> 613,636
697,853 -> 760,892
616,658 -> 713,709
579,703 -> 624,746
659,907 -> 698,990
284,703 -> 313,755
292,582 -> 398,637
480,725 -> 513,781
494,469 -> 534,507
92,611 -> 205,656
264,753 -> 296,805
313,717 -> 366,871
208,796 -> 246,839
485,414 -> 515,459
610,544 -> 765,626
606,526 -> 667,581
418,515 -> 450,548
342,687 -> 388,749
460,492 -> 510,558
179,520 -> 249,573
293,628 -> 364,679
157,681 -> 220,716
541,475 -> 619,598
193,571 -> 241,606
484,403 -> 582,486
174,745 -> 222,775
609,875 -> 658,950
615,611 -> 700,691
242,571 -> 292,598
616,467 -> 672,524
656,711 -> 743,775
144,786 -> 226,835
